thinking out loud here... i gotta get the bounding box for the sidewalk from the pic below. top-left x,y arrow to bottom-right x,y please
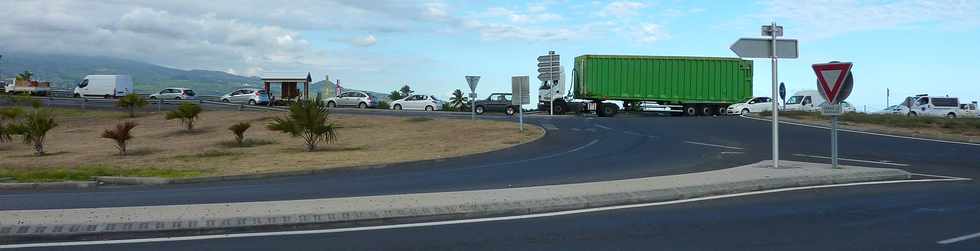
0,160 -> 909,240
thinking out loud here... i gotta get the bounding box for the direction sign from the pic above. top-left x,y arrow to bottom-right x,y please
537,66 -> 560,73
538,51 -> 560,81
465,76 -> 480,92
812,62 -> 853,104
511,76 -> 530,105
730,38 -> 799,59
537,54 -> 559,63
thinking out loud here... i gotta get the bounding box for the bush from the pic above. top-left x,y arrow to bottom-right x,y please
377,100 -> 391,109
166,102 -> 202,131
116,93 -> 148,118
0,107 -> 24,143
267,96 -> 338,151
228,122 -> 251,146
101,121 -> 138,155
8,108 -> 58,155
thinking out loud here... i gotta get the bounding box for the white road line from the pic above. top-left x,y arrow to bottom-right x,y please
938,231 -> 980,245
910,173 -> 972,181
541,123 -> 559,130
739,115 -> 980,147
720,152 -> 744,154
594,124 -> 612,130
684,141 -> 745,150
4,176 -> 968,249
792,153 -> 910,167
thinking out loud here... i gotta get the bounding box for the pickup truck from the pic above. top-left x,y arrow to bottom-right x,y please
4,78 -> 50,96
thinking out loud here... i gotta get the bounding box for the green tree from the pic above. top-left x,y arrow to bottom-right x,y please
15,70 -> 32,81
267,96 -> 338,151
399,85 -> 414,97
9,108 -> 58,155
228,122 -> 251,146
116,93 -> 148,118
0,107 -> 24,143
388,90 -> 405,101
165,102 -> 202,131
448,89 -> 469,112
101,121 -> 138,155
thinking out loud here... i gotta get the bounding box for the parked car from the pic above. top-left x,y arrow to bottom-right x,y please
727,97 -> 773,115
959,102 -> 978,118
73,75 -> 134,98
784,90 -> 825,112
474,93 -> 518,115
391,94 -> 444,111
907,95 -> 961,118
875,105 -> 910,115
324,91 -> 379,109
149,88 -> 196,100
220,88 -> 270,105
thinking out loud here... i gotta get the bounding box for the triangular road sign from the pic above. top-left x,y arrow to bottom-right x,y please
812,62 -> 852,104
465,76 -> 480,92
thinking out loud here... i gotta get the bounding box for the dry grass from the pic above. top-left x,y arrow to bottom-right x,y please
0,108 -> 544,180
759,111 -> 980,143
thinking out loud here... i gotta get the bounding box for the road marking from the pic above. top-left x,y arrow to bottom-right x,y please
792,153 -> 910,167
740,115 -> 980,147
623,131 -> 644,136
594,124 -> 612,130
938,231 -> 980,245
4,176 -> 968,249
541,123 -> 559,130
684,141 -> 745,150
910,173 -> 972,181
720,152 -> 744,155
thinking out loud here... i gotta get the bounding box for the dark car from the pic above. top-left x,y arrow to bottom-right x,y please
474,93 -> 518,116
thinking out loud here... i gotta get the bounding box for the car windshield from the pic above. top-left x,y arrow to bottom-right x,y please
431,96 -> 441,101
786,96 -> 803,104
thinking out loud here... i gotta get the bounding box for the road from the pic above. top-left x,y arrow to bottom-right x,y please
4,100 -> 980,250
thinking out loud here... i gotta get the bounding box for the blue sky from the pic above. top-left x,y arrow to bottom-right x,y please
3,0 -> 978,110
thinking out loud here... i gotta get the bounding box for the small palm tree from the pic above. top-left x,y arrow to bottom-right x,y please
101,121 -> 138,155
116,93 -> 148,117
228,122 -> 251,146
165,102 -> 202,131
9,108 -> 58,156
15,70 -> 32,81
449,89 -> 469,112
267,96 -> 338,151
0,107 -> 24,143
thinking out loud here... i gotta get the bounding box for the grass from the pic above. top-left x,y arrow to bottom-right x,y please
761,111 -> 980,136
174,150 -> 240,160
218,138 -> 278,148
0,166 -> 204,182
404,117 -> 434,122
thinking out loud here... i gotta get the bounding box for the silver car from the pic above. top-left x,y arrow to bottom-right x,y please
149,88 -> 196,100
221,88 -> 270,105
324,91 -> 378,109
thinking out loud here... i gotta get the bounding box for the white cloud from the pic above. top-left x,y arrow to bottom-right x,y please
350,35 -> 378,47
599,1 -> 649,17
760,0 -> 980,39
462,20 -> 579,41
633,23 -> 669,43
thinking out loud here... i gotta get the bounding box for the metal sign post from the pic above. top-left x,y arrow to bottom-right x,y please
813,62 -> 854,169
512,76 -> 530,132
466,76 -> 480,120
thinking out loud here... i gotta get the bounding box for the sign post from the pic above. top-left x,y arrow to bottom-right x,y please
813,62 -> 854,169
731,23 -> 798,168
512,76 -> 530,132
466,76 -> 480,120
537,51 -> 560,115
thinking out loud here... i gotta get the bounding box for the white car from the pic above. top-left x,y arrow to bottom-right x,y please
324,91 -> 379,109
391,94 -> 444,111
149,88 -> 196,100
727,97 -> 774,115
875,105 -> 909,115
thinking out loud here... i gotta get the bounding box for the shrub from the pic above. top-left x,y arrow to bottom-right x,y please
377,100 -> 391,109
228,122 -> 251,146
116,93 -> 148,118
0,107 -> 24,143
9,108 -> 58,155
101,121 -> 138,155
267,96 -> 338,151
166,102 -> 202,131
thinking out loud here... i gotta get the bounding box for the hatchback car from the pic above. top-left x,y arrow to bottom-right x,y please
474,93 -> 518,115
149,88 -> 196,100
220,88 -> 270,105
391,95 -> 444,111
324,91 -> 378,109
727,97 -> 773,115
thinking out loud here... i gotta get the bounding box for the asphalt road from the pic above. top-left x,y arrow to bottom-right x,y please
5,100 -> 980,250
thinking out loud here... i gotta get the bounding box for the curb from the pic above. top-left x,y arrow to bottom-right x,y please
0,161 -> 910,240
0,181 -> 97,191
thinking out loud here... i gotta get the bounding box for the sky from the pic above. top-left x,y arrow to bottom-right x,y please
1,0 -> 978,111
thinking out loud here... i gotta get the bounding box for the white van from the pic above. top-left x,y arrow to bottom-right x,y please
74,75 -> 134,98
907,96 -> 961,118
784,90 -> 826,112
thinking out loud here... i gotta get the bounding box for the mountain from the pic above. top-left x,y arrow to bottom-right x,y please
0,52 -> 384,97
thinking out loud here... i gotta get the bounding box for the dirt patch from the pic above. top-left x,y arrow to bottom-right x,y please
0,108 -> 544,180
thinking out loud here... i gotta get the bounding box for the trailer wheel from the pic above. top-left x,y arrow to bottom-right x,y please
717,106 -> 728,116
553,100 -> 567,115
684,106 -> 697,116
699,106 -> 714,116
597,103 -> 619,117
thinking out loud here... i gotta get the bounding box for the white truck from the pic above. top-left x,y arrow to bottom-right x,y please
73,75 -> 134,98
783,90 -> 826,112
906,95 -> 963,118
3,78 -> 51,96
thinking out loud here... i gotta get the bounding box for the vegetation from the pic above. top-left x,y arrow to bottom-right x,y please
0,107 -> 24,143
387,84 -> 414,101
218,138 -> 276,148
769,111 -> 980,133
404,117 -> 433,123
0,166 -> 203,182
267,96 -> 338,151
165,102 -> 202,131
116,93 -> 148,117
101,121 -> 138,155
15,70 -> 33,81
448,89 -> 470,112
7,108 -> 58,155
377,100 -> 391,109
228,122 -> 251,146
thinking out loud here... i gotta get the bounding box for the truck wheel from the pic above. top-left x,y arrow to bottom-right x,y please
598,103 -> 619,117
717,106 -> 728,116
684,106 -> 697,116
505,106 -> 516,116
553,102 -> 566,115
699,106 -> 714,116
475,106 -> 486,115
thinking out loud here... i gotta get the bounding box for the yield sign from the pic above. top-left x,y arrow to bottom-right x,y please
812,62 -> 853,104
465,76 -> 480,92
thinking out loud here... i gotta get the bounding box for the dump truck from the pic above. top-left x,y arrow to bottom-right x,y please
541,55 -> 754,117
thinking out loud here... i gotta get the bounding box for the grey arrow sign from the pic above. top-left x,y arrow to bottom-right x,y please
537,66 -> 560,73
730,38 -> 799,59
537,55 -> 559,62
538,73 -> 559,81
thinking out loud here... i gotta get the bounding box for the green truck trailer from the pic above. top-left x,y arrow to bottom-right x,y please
547,55 -> 753,117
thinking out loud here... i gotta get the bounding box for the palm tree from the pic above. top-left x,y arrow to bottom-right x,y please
15,70 -> 32,81
165,102 -> 202,131
116,93 -> 148,117
267,95 -> 338,151
449,89 -> 469,112
9,108 -> 58,155
101,121 -> 138,155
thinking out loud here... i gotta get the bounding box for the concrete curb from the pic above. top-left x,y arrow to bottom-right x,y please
0,181 -> 96,191
0,161 -> 909,240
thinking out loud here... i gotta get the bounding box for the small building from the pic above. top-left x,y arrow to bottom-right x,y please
261,72 -> 313,103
